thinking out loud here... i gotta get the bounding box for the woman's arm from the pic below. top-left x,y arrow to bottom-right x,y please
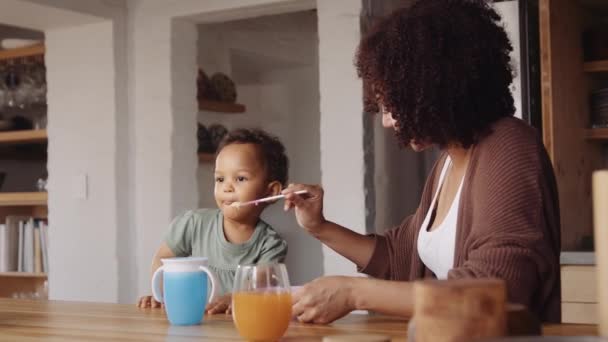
310,221 -> 376,269
351,277 -> 415,317
282,184 -> 375,268
292,276 -> 414,324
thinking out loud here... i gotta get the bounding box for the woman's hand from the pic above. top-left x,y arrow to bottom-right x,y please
206,294 -> 232,315
282,184 -> 326,235
284,184 -> 377,268
292,276 -> 356,324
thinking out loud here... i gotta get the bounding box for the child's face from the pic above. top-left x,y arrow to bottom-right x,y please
214,143 -> 279,220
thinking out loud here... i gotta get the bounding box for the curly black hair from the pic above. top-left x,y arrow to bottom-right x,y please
356,0 -> 515,148
217,128 -> 289,187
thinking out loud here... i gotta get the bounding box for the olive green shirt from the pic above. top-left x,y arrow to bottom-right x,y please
164,209 -> 288,295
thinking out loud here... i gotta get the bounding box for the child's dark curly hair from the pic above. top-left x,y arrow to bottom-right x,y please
356,0 -> 515,148
217,128 -> 289,187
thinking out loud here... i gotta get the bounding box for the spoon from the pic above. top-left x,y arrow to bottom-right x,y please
230,190 -> 308,208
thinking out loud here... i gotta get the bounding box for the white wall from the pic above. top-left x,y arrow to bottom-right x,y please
316,0 -> 367,276
196,11 -> 323,285
0,0 -> 366,302
45,21 -> 120,302
0,0 -> 130,302
130,8 -> 182,297
494,0 -> 522,120
132,0 -> 364,287
130,0 -> 318,298
0,0 -> 104,30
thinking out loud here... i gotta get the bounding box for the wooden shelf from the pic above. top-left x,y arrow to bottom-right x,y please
198,99 -> 245,113
0,192 -> 47,206
585,128 -> 608,140
578,0 -> 608,13
198,153 -> 215,163
0,43 -> 44,61
584,60 -> 608,73
0,129 -> 47,145
0,272 -> 47,298
0,272 -> 47,278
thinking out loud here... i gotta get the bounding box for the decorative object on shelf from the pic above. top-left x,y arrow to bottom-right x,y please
591,87 -> 608,128
208,123 -> 228,151
35,170 -> 47,192
197,69 -> 219,101
32,114 -> 46,130
35,178 -> 46,192
197,68 -> 245,113
197,123 -> 214,153
210,73 -> 237,103
0,54 -> 46,111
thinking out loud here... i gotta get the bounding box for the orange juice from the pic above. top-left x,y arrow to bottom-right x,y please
232,290 -> 292,341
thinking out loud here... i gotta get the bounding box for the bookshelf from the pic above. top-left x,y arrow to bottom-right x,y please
198,99 -> 245,113
0,129 -> 47,145
0,45 -> 48,299
584,60 -> 608,73
0,272 -> 47,277
540,0 -> 608,323
0,192 -> 47,206
585,128 -> 608,140
0,271 -> 47,298
0,43 -> 44,61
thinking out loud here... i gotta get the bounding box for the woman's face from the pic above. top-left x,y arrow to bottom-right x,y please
381,110 -> 398,129
380,104 -> 431,152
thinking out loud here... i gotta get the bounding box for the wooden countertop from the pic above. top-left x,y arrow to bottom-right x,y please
0,299 -> 598,341
560,251 -> 596,265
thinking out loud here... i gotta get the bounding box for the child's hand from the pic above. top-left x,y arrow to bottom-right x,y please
138,295 -> 163,309
206,294 -> 232,315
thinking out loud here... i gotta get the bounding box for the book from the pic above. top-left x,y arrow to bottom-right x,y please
18,220 -> 24,272
5,216 -> 24,272
34,225 -> 41,274
40,221 -> 48,273
23,219 -> 33,273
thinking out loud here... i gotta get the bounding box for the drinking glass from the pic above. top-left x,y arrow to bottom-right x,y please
15,58 -> 34,109
28,55 -> 46,106
4,59 -> 19,108
232,263 -> 292,342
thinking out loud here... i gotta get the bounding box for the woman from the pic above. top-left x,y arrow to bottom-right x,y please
283,0 -> 560,324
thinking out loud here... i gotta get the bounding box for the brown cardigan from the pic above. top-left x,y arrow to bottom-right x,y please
360,117 -> 561,323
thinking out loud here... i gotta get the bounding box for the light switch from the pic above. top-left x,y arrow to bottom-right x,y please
72,173 -> 88,200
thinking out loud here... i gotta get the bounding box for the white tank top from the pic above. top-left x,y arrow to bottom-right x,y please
417,157 -> 464,279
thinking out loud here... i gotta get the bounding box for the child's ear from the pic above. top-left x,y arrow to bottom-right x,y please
266,181 -> 282,197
